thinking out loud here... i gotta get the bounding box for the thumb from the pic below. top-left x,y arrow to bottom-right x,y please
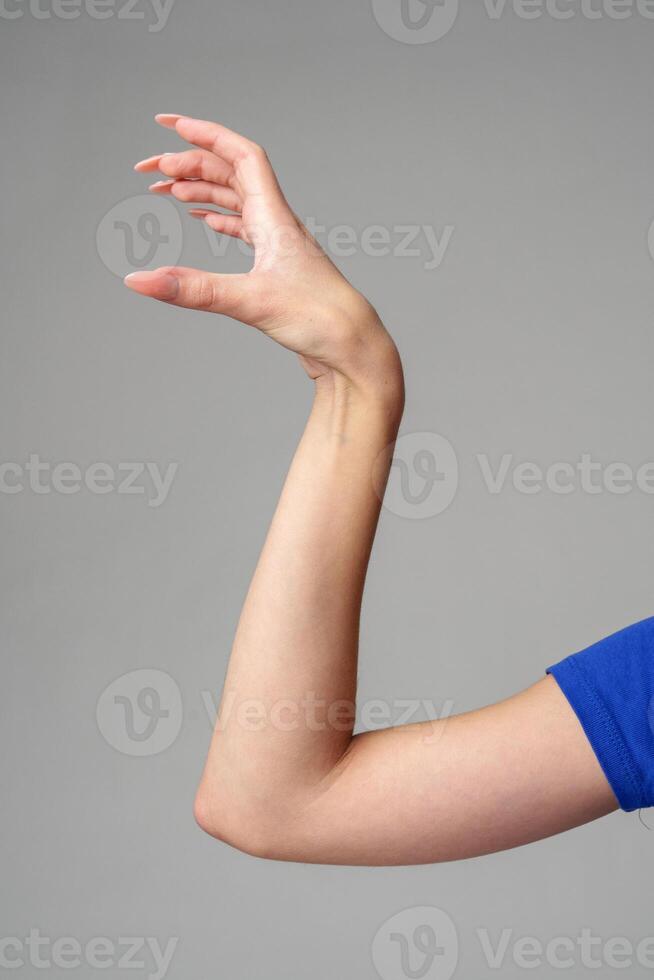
124,266 -> 261,324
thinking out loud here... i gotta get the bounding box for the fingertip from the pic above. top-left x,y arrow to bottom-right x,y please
155,113 -> 188,129
134,162 -> 153,173
173,116 -> 206,139
123,270 -> 179,301
134,154 -> 162,172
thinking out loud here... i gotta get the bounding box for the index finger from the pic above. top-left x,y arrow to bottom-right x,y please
155,114 -> 255,165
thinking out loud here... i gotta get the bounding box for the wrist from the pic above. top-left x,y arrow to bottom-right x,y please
312,341 -> 404,437
325,304 -> 405,409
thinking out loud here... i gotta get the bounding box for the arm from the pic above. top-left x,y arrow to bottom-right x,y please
126,115 -> 618,865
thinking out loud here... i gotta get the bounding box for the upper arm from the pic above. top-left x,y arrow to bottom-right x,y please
277,676 -> 618,866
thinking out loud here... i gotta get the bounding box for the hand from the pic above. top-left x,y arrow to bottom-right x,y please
125,114 -> 401,392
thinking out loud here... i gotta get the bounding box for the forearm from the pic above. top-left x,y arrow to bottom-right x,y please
195,347 -> 404,843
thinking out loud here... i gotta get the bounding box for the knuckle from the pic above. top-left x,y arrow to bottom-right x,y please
171,182 -> 192,201
170,150 -> 199,177
189,277 -> 217,311
247,142 -> 268,163
191,150 -> 209,175
159,155 -> 176,176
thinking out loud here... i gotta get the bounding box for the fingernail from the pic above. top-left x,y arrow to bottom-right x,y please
188,209 -> 210,218
149,180 -> 173,190
155,113 -> 186,128
134,154 -> 162,171
124,271 -> 179,300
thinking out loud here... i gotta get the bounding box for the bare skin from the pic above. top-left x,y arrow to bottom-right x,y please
125,114 -> 618,866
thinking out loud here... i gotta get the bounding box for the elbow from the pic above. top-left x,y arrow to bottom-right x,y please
193,784 -> 303,862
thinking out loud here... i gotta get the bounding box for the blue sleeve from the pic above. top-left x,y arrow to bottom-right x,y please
546,617 -> 654,812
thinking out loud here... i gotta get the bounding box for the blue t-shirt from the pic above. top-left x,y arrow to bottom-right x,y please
547,617 -> 654,811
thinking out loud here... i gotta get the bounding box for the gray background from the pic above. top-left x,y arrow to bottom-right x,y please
2,0 -> 654,977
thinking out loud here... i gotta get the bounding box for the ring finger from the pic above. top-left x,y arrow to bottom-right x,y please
149,178 -> 242,213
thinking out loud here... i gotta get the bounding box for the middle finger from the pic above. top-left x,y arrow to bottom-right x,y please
136,148 -> 235,190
